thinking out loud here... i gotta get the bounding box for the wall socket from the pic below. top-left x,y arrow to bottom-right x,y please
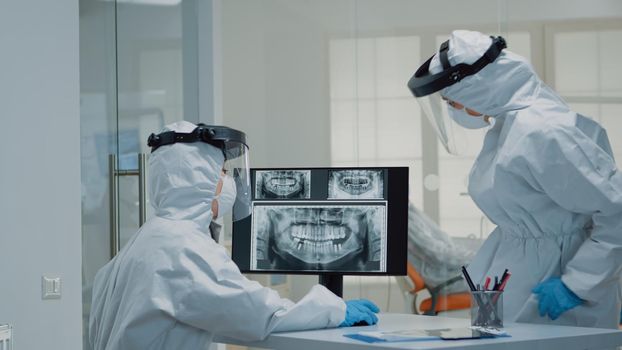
41,276 -> 61,300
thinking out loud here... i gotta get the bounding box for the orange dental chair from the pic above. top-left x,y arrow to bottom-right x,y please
398,262 -> 471,315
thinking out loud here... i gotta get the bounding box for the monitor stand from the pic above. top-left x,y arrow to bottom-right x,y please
319,274 -> 343,298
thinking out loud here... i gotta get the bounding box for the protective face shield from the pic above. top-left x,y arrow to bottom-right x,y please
148,123 -> 251,222
216,174 -> 237,218
407,35 -> 507,154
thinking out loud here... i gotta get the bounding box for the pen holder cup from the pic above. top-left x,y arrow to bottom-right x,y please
470,291 -> 503,328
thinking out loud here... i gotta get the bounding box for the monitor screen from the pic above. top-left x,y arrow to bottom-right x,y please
232,167 -> 408,275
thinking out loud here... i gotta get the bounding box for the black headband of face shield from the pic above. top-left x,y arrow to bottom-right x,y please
407,36 -> 507,97
147,124 -> 248,159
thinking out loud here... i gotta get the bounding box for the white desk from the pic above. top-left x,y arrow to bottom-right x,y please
217,313 -> 622,350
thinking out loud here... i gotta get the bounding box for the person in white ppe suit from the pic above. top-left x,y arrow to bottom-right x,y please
407,203 -> 473,296
399,203 -> 473,314
89,121 -> 379,350
408,30 -> 622,328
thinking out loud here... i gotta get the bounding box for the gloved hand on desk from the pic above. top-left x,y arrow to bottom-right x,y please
532,277 -> 583,320
339,299 -> 380,327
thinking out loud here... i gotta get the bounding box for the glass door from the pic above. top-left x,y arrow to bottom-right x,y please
80,0 -> 204,348
80,1 -> 118,348
115,1 -> 196,248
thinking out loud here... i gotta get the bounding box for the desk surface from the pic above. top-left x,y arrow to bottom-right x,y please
218,313 -> 622,350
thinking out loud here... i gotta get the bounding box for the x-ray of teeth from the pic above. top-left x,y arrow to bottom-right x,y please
328,169 -> 384,199
252,205 -> 385,272
255,170 -> 311,199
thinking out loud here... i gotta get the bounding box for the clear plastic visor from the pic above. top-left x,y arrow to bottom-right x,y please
415,92 -> 488,156
222,143 -> 251,222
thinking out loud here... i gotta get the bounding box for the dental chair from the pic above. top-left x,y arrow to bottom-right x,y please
396,262 -> 471,315
399,203 -> 475,315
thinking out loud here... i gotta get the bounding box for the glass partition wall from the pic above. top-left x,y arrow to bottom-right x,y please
81,1 -> 622,346
80,0 -> 212,347
218,0 -> 622,315
218,0 -> 511,314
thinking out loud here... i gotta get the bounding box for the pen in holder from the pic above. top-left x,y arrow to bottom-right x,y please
470,290 -> 503,329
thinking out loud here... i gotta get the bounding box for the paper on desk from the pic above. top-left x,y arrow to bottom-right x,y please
344,327 -> 509,343
344,329 -> 436,343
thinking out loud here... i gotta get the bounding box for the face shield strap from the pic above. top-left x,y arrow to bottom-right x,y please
408,36 -> 507,97
147,124 -> 248,159
439,40 -> 451,70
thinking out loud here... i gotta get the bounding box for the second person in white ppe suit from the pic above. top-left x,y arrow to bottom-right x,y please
408,30 -> 622,329
89,121 -> 379,350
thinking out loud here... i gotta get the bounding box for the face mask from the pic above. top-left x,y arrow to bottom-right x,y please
215,175 -> 237,218
448,108 -> 489,129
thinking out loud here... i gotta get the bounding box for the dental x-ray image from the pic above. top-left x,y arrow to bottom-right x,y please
252,204 -> 386,272
255,170 -> 311,199
328,169 -> 384,199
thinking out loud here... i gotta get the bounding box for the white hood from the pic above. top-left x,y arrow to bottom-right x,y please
148,120 -> 224,231
429,30 -> 544,117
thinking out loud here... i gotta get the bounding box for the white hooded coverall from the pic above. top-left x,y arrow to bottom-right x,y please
89,121 -> 346,350
432,31 -> 622,328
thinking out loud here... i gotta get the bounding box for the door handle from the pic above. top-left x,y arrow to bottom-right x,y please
138,153 -> 147,227
108,153 -> 147,258
108,154 -> 119,258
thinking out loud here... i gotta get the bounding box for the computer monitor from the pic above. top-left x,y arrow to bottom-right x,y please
232,167 -> 408,297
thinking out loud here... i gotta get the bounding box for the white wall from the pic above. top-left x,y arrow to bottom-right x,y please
0,1 -> 82,349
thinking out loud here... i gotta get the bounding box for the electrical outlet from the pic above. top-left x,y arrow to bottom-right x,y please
41,276 -> 61,300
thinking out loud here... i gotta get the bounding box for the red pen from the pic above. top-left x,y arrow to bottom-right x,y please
497,272 -> 511,291
492,272 -> 511,306
483,277 -> 491,291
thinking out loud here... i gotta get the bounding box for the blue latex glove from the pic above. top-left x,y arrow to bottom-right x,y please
532,277 -> 583,320
339,299 -> 380,327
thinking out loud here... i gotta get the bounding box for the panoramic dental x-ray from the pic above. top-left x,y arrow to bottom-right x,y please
252,205 -> 385,272
256,170 -> 311,199
328,169 -> 384,199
